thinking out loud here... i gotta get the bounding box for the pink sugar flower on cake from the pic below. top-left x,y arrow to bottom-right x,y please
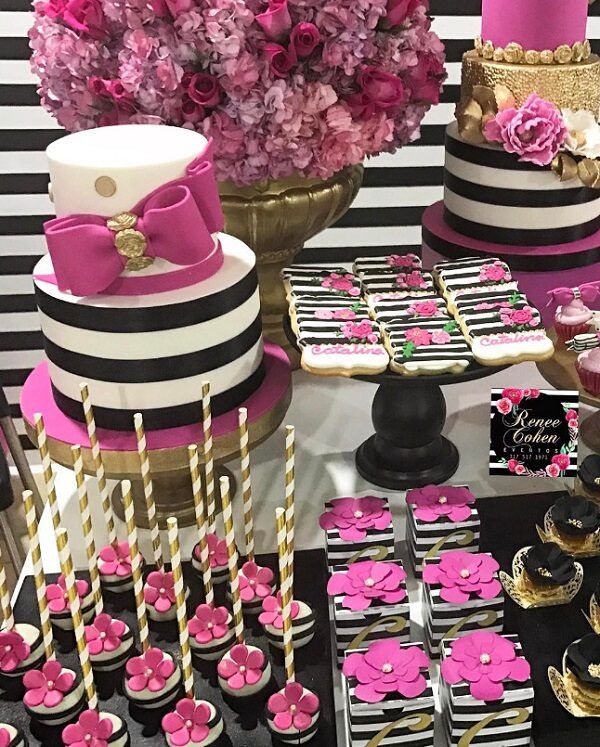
144,569 -> 176,612
319,496 -> 392,541
46,574 -> 88,613
126,647 -> 176,692
239,561 -> 274,602
406,484 -> 475,523
62,709 -> 113,747
188,604 -> 230,643
0,629 -> 29,672
441,631 -> 530,701
217,644 -> 265,690
343,640 -> 430,703
259,592 -> 300,629
423,551 -> 501,604
268,682 -> 320,731
327,560 -> 407,611
162,698 -> 212,746
23,660 -> 74,707
320,273 -> 360,296
85,613 -> 126,655
98,541 -> 132,577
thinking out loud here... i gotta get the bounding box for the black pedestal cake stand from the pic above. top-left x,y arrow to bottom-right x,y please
284,317 -> 508,490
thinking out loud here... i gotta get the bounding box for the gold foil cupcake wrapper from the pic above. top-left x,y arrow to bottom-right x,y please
499,546 -> 583,609
549,650 -> 600,718
537,510 -> 600,557
474,37 -> 591,65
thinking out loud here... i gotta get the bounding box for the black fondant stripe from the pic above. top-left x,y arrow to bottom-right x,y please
445,130 -> 544,171
444,171 -> 600,208
444,207 -> 600,247
44,314 -> 262,382
51,360 -> 266,430
35,267 -> 258,332
422,223 -> 600,271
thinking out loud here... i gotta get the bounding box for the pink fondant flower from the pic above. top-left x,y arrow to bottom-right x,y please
501,388 -> 524,405
483,93 -> 567,167
408,300 -> 439,317
387,254 -> 417,268
188,604 -> 230,644
85,613 -> 126,656
551,454 -> 570,471
24,660 -> 74,708
0,629 -> 29,673
268,682 -> 320,731
126,647 -> 175,692
46,574 -> 88,613
431,330 -> 451,344
162,698 -> 211,746
62,709 -> 113,747
343,641 -> 430,703
423,551 -> 501,604
546,463 -> 561,478
259,592 -> 300,629
406,484 -> 475,523
255,0 -> 292,41
290,23 -> 320,58
327,560 -> 407,611
479,261 -> 510,283
207,533 -> 228,569
405,327 -> 431,347
98,542 -> 132,577
321,273 -> 358,295
239,561 -> 274,602
500,307 -> 538,328
397,270 -> 427,289
217,644 -> 265,690
440,631 -> 530,701
319,496 -> 392,542
496,398 -> 513,415
144,569 -> 176,613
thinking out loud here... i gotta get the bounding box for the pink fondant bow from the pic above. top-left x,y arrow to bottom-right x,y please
44,140 -> 224,296
547,282 -> 600,306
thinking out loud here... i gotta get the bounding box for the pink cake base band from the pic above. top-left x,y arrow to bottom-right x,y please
481,0 -> 588,51
34,239 -> 224,297
422,202 -> 600,327
20,342 -> 290,453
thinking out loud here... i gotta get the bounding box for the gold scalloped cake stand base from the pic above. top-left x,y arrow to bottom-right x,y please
536,329 -> 600,453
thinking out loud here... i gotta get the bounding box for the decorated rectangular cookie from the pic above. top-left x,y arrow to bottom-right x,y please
453,290 -> 555,365
434,257 -> 518,308
282,264 -> 361,301
358,266 -> 435,298
289,295 -> 365,337
370,294 -> 446,326
294,299 -> 389,376
353,253 -> 421,276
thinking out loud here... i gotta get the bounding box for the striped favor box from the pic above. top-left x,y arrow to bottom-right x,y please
344,642 -> 434,747
440,636 -> 534,747
330,560 -> 410,667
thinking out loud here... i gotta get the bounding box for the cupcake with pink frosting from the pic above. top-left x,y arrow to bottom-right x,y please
555,299 -> 593,343
577,347 -> 600,395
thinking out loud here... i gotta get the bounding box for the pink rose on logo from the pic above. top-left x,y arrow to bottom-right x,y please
502,389 -> 524,405
423,551 -> 501,604
62,0 -> 106,38
507,459 -> 520,472
319,496 -> 392,542
327,560 -> 407,611
387,254 -> 417,268
483,93 -> 567,167
321,273 -> 359,296
410,300 -> 439,317
406,484 -> 476,523
479,261 -> 510,283
496,398 -> 513,415
551,454 -> 570,471
290,22 -> 320,57
405,327 -> 432,347
515,464 -> 526,475
529,389 -> 541,398
566,409 -> 578,422
431,330 -> 451,344
546,463 -> 561,478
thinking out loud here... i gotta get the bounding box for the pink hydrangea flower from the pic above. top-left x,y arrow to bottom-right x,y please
483,93 -> 567,167
406,484 -> 475,523
327,560 -> 407,611
24,660 -> 74,707
479,261 -> 510,283
0,629 -> 30,672
126,647 -> 175,692
188,604 -> 230,643
259,592 -> 300,629
217,644 -> 265,690
239,561 -> 274,602
98,542 -> 133,577
431,330 -> 451,344
268,682 -> 320,731
423,551 -> 501,604
46,574 -> 89,613
321,273 -> 360,296
440,631 -> 530,701
62,709 -> 113,747
319,496 -> 392,542
405,327 -> 432,347
84,613 -> 126,655
144,569 -> 177,613
343,640 -> 430,703
207,533 -> 228,569
162,698 -> 212,746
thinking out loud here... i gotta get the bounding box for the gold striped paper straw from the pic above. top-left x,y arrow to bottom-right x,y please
72,445 -> 102,617
188,445 -> 214,606
56,528 -> 98,710
167,517 -> 194,699
122,480 -> 149,653
34,412 -> 61,531
134,413 -> 163,570
80,383 -> 117,548
220,477 -> 243,644
284,425 -> 295,596
201,382 -> 216,535
0,533 -> 14,630
238,408 -> 255,562
23,490 -> 54,660
276,508 -> 294,683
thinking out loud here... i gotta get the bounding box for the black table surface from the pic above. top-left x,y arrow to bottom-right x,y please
1,549 -> 336,747
478,490 -> 600,747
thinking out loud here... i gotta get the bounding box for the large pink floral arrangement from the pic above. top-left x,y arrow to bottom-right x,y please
29,0 -> 445,185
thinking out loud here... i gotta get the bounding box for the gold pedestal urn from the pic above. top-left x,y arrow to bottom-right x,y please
219,164 -> 364,364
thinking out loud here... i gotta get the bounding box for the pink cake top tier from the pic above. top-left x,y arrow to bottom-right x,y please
481,0 -> 588,51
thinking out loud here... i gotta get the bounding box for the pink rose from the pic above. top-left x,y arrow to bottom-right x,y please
105,80 -> 133,106
321,272 -> 357,294
179,95 -> 205,124
496,397 -> 512,415
408,52 -> 445,106
569,418 -> 579,429
314,309 -> 334,320
551,454 -> 570,471
334,309 -> 357,320
62,0 -> 106,38
502,388 -> 524,405
411,300 -> 439,317
385,0 -> 426,27
264,43 -> 297,78
480,261 -> 509,283
164,0 -> 193,17
256,0 -> 292,41
41,0 -> 67,19
187,73 -> 221,109
405,327 -> 431,347
546,463 -> 561,478
483,93 -> 567,167
431,330 -> 451,344
515,464 -> 526,475
358,66 -> 407,111
397,270 -> 427,289
88,76 -> 107,97
387,254 -> 416,268
511,308 -> 534,326
290,23 -> 320,57
566,409 -> 578,421
529,389 -> 541,398
507,459 -> 519,472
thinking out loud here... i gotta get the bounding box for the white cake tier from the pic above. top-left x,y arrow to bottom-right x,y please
443,122 -> 600,246
47,125 -> 208,216
33,233 -> 265,431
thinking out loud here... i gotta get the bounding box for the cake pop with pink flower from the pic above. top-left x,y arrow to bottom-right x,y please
191,534 -> 230,586
23,659 -> 86,727
188,603 -> 235,662
162,697 -> 224,747
62,708 -> 130,747
84,612 -> 134,673
0,625 -> 45,685
124,647 -> 182,711
266,682 -> 321,745
143,568 -> 190,623
0,724 -> 26,747
46,574 -> 95,631
97,541 -> 140,595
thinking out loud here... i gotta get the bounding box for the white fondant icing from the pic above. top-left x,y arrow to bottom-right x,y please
165,701 -> 224,747
263,600 -> 316,650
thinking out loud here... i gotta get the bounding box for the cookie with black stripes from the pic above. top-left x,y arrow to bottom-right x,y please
281,264 -> 361,301
353,253 -> 423,297
433,257 -> 518,310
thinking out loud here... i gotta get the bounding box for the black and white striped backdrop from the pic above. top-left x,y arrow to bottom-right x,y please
2,0 -> 600,448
